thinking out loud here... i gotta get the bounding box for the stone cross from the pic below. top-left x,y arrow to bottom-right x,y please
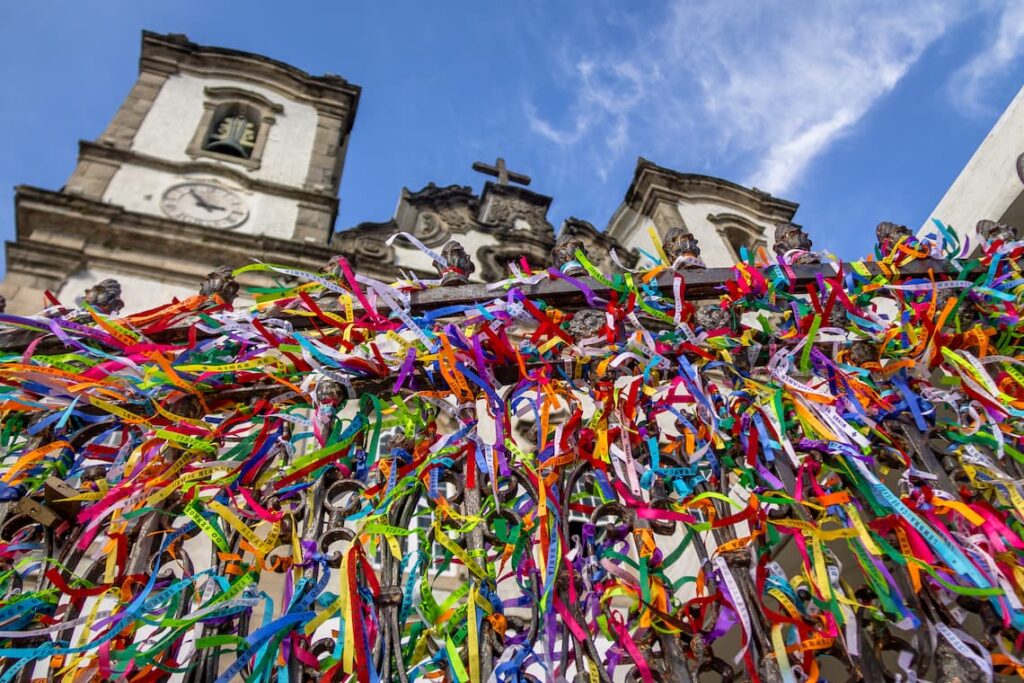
471,157 -> 531,186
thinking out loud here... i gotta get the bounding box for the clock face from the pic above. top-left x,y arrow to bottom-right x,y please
160,182 -> 249,229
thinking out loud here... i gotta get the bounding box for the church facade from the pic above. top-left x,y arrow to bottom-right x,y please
0,32 -> 799,315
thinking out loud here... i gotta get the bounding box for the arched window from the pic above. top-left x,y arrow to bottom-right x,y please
204,103 -> 259,159
723,225 -> 766,260
707,212 -> 769,262
187,87 -> 282,169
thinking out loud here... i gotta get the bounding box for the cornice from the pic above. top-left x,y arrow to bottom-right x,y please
334,219 -> 398,240
78,141 -> 339,209
625,157 -> 799,219
481,224 -> 557,249
404,183 -> 478,206
4,240 -> 84,282
203,86 -> 284,114
15,186 -> 339,269
706,212 -> 768,232
139,31 -> 360,129
480,182 -> 553,210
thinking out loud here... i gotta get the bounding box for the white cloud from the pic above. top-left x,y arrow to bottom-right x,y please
526,53 -> 654,180
948,0 -> 1024,116
526,1 -> 977,196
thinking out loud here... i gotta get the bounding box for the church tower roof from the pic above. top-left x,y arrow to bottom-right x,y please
606,157 -> 800,268
139,31 -> 361,121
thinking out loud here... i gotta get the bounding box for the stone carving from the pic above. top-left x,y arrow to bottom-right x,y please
694,304 -> 732,332
828,304 -> 848,328
486,196 -> 550,233
552,234 -> 587,277
405,182 -> 476,207
320,255 -> 346,279
935,638 -> 987,683
759,655 -> 785,683
477,245 -> 547,282
849,341 -> 877,367
438,207 -> 472,233
380,429 -> 414,455
415,213 -> 449,246
415,208 -> 474,247
876,221 -> 913,255
664,227 -> 706,269
568,309 -> 606,339
434,241 -> 475,286
560,218 -> 627,273
315,377 -> 347,408
976,219 -> 1019,248
83,278 -> 124,315
354,237 -> 395,264
936,290 -> 982,328
199,266 -> 240,305
773,222 -> 818,264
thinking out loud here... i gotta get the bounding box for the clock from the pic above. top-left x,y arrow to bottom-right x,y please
160,182 -> 249,229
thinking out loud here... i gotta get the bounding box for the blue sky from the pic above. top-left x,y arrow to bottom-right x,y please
1,1 -> 1023,271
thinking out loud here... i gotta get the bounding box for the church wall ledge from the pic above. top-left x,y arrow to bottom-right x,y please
14,187 -> 341,267
76,142 -> 340,208
140,32 -> 361,124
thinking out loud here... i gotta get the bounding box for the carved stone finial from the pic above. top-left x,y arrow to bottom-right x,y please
875,221 -> 913,255
689,633 -> 708,663
693,304 -> 732,332
773,222 -> 818,264
720,546 -> 751,568
380,429 -> 414,455
568,309 -> 606,339
976,219 -> 1019,248
551,234 -> 588,277
83,279 -> 124,315
663,227 -> 705,269
935,638 -> 987,683
170,396 -> 205,420
320,255 -> 346,279
849,340 -> 877,367
199,266 -> 240,305
759,654 -> 785,683
828,304 -> 848,328
434,241 -> 475,286
936,289 -> 982,328
315,378 -> 347,408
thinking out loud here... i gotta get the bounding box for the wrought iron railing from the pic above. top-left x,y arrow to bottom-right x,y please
0,219 -> 1021,683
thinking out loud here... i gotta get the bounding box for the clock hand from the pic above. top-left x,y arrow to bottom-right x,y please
188,189 -> 220,212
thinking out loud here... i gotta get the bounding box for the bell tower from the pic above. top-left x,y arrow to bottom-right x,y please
1,31 -> 360,314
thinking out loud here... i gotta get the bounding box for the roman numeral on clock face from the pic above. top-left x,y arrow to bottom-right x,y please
159,182 -> 250,229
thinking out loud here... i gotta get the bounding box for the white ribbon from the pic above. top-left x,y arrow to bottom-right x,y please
386,232 -> 447,267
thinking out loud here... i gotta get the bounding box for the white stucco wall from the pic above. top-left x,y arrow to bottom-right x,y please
58,267 -> 197,314
99,71 -> 319,240
385,219 -> 502,279
616,200 -> 775,269
922,86 -> 1024,242
103,166 -> 299,240
130,73 -> 318,187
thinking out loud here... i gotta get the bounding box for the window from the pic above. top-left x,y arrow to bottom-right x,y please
205,104 -> 259,159
706,212 -> 769,263
723,225 -> 766,261
187,87 -> 282,170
